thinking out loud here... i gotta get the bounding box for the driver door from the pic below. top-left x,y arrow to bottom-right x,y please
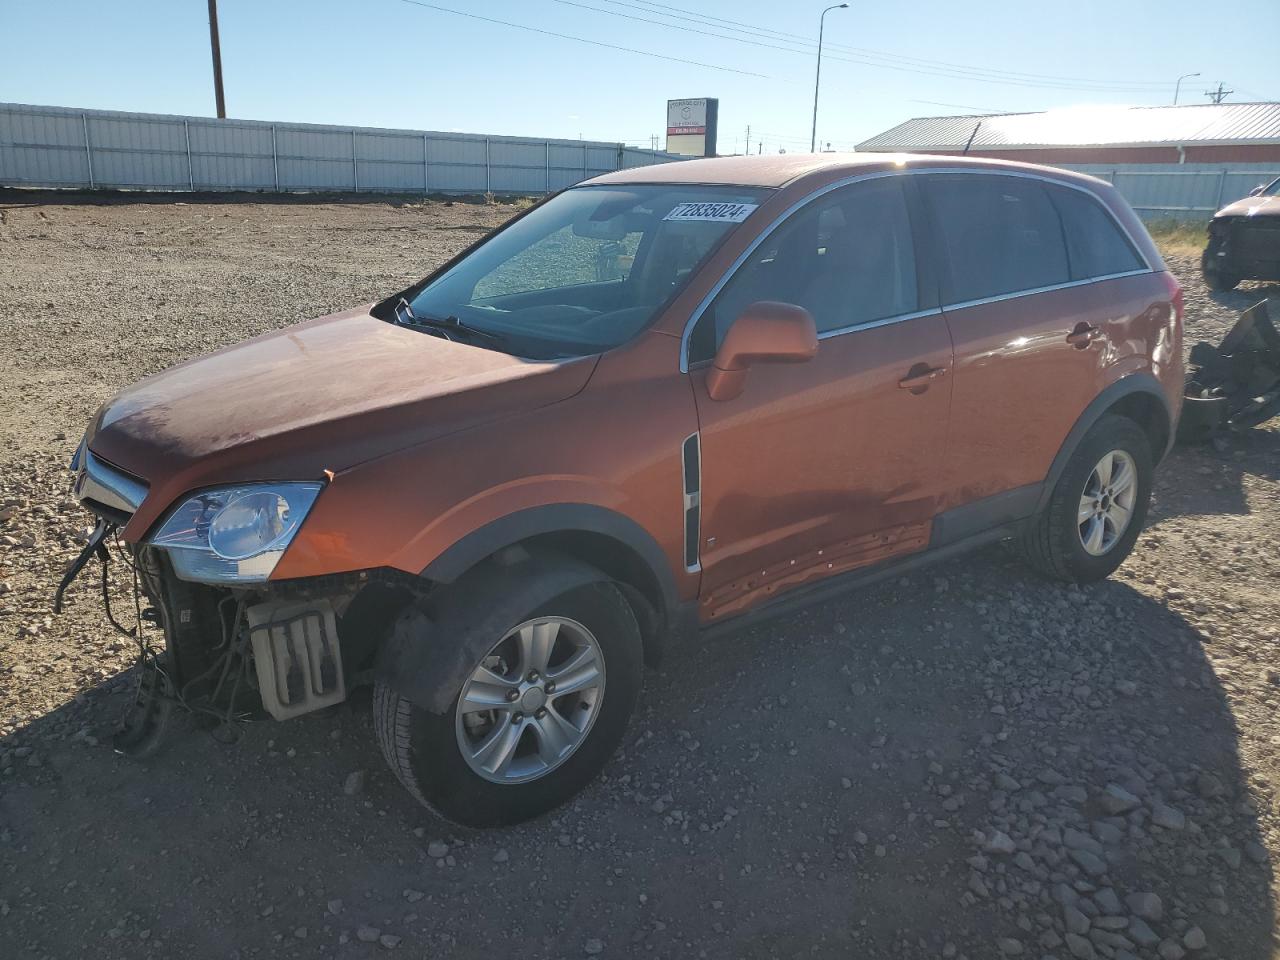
686,177 -> 954,623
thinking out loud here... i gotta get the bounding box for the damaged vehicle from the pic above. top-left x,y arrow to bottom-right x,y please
59,154 -> 1183,826
1202,176 -> 1280,291
1179,298 -> 1280,441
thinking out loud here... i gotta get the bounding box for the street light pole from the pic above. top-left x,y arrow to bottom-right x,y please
1174,72 -> 1199,106
208,0 -> 227,119
810,3 -> 848,153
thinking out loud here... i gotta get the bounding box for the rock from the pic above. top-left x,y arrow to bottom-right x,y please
996,937 -> 1024,955
1063,904 -> 1091,935
1099,784 -> 1140,814
1064,931 -> 1096,959
1093,888 -> 1121,915
342,771 -> 365,796
1243,840 -> 1268,864
1069,848 -> 1107,876
356,925 -> 381,943
293,927 -> 307,939
1150,803 -> 1186,831
1128,917 -> 1160,947
1195,772 -> 1224,799
403,889 -> 424,903
1126,892 -> 1163,922
379,934 -> 402,949
584,938 -> 605,955
493,848 -> 510,863
427,840 -> 450,859
1157,939 -> 1185,960
984,830 -> 1017,855
994,772 -> 1022,791
1063,828 -> 1103,855
1183,926 -> 1206,951
327,899 -> 343,916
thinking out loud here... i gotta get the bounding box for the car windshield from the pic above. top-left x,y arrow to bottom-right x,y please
406,184 -> 770,359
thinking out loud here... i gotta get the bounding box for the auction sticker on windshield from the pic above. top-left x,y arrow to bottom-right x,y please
663,201 -> 758,223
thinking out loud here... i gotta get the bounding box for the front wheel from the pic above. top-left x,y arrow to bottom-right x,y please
1202,252 -> 1239,291
1017,414 -> 1153,583
374,578 -> 642,826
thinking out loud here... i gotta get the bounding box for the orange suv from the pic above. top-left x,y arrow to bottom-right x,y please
63,154 -> 1183,825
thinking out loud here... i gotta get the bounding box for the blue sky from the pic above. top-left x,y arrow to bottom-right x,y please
2,0 -> 1276,152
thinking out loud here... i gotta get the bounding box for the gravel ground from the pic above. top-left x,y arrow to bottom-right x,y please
1,192 -> 1278,960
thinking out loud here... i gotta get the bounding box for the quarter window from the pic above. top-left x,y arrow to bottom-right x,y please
1047,185 -> 1145,280
689,179 -> 918,362
924,176 -> 1069,303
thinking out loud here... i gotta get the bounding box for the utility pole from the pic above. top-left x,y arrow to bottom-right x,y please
207,0 -> 226,119
1174,72 -> 1199,106
745,125 -> 750,157
1204,81 -> 1233,104
810,3 -> 849,153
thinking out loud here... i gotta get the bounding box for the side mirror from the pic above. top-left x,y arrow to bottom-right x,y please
1248,184 -> 1265,197
705,301 -> 818,401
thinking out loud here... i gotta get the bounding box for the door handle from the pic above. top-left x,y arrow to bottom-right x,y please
1066,323 -> 1101,347
898,364 -> 948,391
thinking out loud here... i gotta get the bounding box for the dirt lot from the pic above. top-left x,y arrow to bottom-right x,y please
1,193 -> 1278,960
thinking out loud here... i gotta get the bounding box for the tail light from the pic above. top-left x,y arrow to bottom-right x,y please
1161,270 -> 1184,327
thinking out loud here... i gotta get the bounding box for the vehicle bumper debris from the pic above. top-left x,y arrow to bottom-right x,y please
1179,298 -> 1280,442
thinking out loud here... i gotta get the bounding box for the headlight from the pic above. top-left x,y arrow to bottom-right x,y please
148,482 -> 323,584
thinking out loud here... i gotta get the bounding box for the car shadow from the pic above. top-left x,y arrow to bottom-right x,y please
1,549 -> 1274,958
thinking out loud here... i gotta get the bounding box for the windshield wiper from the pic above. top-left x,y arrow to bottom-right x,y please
392,297 -> 505,345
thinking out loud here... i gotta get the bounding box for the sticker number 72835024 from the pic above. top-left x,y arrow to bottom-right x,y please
663,201 -> 759,223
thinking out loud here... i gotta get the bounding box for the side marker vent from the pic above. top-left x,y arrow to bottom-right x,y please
682,433 -> 701,571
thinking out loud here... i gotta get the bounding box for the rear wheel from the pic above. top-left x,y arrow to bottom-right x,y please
1017,415 -> 1153,583
1202,254 -> 1239,291
373,578 -> 642,826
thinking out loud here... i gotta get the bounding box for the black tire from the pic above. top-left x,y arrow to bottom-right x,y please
1202,257 -> 1239,292
1017,414 -> 1153,583
373,579 -> 642,827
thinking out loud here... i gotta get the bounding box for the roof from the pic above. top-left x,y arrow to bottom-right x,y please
856,102 -> 1280,152
587,151 -> 1102,189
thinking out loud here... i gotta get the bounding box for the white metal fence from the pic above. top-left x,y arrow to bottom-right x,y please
0,102 -> 683,196
1061,162 -> 1279,221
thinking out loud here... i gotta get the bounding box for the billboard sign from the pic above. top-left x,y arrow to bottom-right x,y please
665,98 -> 719,158
667,99 -> 708,136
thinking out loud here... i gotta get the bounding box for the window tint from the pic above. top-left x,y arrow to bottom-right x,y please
1047,186 -> 1145,280
690,179 -> 917,362
924,176 -> 1069,303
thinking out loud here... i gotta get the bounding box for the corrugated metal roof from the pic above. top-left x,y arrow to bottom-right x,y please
857,102 -> 1280,151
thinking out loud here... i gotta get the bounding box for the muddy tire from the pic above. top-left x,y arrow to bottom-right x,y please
1017,415 -> 1153,584
373,577 -> 642,826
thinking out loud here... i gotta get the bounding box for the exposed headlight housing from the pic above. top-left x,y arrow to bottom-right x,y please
148,482 -> 323,584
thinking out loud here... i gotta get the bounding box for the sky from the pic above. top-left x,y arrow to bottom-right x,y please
1,0 -> 1276,154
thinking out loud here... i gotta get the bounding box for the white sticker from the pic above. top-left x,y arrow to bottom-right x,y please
663,201 -> 758,223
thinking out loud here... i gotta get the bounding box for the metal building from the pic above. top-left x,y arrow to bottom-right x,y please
856,102 -> 1280,165
854,102 -> 1280,220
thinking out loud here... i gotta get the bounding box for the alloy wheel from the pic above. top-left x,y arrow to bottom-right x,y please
454,616 -> 606,784
1077,449 -> 1138,556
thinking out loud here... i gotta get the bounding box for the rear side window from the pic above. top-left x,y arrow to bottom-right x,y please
924,176 -> 1069,303
1047,185 -> 1146,280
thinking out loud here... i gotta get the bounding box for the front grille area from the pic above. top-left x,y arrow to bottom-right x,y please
72,447 -> 148,524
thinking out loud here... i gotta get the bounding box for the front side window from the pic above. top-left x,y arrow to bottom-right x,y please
924,175 -> 1069,304
689,178 -> 918,363
1047,185 -> 1145,281
407,185 -> 769,359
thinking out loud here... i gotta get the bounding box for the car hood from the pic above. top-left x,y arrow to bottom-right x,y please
87,306 -> 596,532
1215,194 -> 1280,219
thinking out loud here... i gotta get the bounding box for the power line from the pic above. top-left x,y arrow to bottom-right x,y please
397,0 -> 774,78
590,0 -> 1177,92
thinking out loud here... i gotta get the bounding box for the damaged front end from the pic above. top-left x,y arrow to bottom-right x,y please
1179,298 -> 1280,443
54,450 -> 418,753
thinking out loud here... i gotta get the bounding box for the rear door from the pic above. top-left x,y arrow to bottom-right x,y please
921,173 -> 1153,527
686,177 -> 954,622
